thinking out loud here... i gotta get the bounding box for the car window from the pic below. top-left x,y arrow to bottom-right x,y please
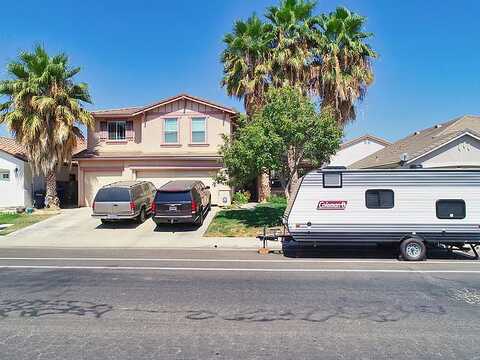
155,191 -> 191,202
95,188 -> 131,202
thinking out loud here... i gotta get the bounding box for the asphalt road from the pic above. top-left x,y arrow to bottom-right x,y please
0,248 -> 479,360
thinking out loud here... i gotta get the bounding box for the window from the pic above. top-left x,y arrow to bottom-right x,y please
436,200 -> 466,219
323,172 -> 342,188
366,190 -> 394,209
0,170 -> 10,181
191,117 -> 206,143
164,118 -> 178,143
108,121 -> 126,140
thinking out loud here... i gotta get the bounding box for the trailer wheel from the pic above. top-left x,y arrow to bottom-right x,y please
400,237 -> 426,261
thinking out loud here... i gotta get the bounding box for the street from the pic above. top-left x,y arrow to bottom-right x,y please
0,248 -> 479,360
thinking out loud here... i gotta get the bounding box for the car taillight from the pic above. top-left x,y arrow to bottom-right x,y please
92,201 -> 95,211
130,201 -> 136,212
191,200 -> 197,213
151,202 -> 157,213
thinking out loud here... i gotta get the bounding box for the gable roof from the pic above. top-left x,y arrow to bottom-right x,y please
351,115 -> 480,169
91,93 -> 238,117
0,136 -> 87,162
340,134 -> 391,150
0,137 -> 27,161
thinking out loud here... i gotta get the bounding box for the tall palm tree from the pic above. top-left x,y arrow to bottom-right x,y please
311,6 -> 377,124
0,45 -> 94,208
221,15 -> 274,201
265,0 -> 317,90
221,14 -> 273,117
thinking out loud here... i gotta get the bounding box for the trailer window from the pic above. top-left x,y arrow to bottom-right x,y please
323,172 -> 342,188
436,200 -> 465,219
365,190 -> 394,209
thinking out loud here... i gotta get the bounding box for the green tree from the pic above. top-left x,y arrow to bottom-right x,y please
312,6 -> 377,124
0,45 -> 94,208
265,0 -> 317,89
220,87 -> 342,199
221,14 -> 273,117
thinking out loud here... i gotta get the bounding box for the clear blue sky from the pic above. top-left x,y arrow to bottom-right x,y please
1,0 -> 479,142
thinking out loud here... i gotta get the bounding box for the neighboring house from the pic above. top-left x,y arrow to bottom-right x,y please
0,136 -> 85,208
73,94 -> 238,207
328,134 -> 391,167
352,115 -> 480,169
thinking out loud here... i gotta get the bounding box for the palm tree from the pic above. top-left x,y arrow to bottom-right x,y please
265,0 -> 318,90
221,15 -> 274,201
0,45 -> 94,208
311,6 -> 377,124
221,14 -> 273,117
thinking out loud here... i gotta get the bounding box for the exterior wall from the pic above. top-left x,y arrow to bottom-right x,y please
0,151 -> 32,207
330,140 -> 386,167
78,158 -> 230,207
88,99 -> 232,155
406,135 -> 480,168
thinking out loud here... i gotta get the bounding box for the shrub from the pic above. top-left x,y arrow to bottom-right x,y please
233,190 -> 251,205
267,195 -> 287,206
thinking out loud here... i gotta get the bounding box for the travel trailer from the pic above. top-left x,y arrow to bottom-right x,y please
284,168 -> 480,261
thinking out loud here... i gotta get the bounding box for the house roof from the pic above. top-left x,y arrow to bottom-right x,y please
0,136 -> 87,162
351,115 -> 480,169
340,134 -> 391,150
0,137 -> 27,161
91,93 -> 238,117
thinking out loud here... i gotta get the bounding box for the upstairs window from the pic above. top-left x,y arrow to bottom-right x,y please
0,170 -> 10,181
366,189 -> 394,209
436,200 -> 466,219
164,118 -> 178,144
108,121 -> 126,140
191,117 -> 206,143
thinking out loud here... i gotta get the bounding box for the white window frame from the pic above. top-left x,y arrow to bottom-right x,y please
107,120 -> 126,141
164,118 -> 179,144
191,117 -> 207,144
0,169 -> 10,182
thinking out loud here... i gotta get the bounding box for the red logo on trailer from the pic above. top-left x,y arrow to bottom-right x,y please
317,200 -> 347,210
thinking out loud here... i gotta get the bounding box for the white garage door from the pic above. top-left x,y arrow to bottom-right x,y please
136,169 -> 222,204
84,171 -> 124,207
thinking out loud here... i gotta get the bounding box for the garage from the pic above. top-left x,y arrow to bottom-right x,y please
135,169 -> 223,204
84,171 -> 124,207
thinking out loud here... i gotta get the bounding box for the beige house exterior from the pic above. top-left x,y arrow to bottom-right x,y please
351,115 -> 480,169
74,94 -> 237,207
328,134 -> 390,167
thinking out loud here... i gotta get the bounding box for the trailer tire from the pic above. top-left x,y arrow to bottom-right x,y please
400,237 -> 426,261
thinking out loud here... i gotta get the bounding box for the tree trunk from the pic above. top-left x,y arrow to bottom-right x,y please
286,147 -> 299,199
257,171 -> 271,203
45,170 -> 60,209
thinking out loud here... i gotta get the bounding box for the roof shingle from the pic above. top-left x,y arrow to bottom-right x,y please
351,115 -> 480,169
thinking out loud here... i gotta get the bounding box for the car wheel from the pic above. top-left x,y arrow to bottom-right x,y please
400,237 -> 426,261
137,208 -> 146,224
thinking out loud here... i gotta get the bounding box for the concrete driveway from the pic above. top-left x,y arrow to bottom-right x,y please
0,206 -> 264,249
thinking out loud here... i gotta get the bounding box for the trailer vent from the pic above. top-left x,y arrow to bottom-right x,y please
323,172 -> 342,188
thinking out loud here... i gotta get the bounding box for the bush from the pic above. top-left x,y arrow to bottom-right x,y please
267,195 -> 287,206
233,190 -> 251,205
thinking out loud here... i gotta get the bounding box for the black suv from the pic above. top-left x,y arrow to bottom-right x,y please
151,180 -> 211,226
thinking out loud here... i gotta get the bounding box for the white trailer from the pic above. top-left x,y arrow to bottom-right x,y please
284,168 -> 480,261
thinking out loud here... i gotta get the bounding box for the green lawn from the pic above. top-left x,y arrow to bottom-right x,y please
205,198 -> 287,237
0,212 -> 56,236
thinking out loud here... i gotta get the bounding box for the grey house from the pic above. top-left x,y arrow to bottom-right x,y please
351,115 -> 480,169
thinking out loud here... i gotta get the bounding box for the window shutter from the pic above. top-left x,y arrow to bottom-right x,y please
126,120 -> 134,140
100,121 -> 107,140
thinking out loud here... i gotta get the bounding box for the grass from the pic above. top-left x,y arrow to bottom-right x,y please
205,196 -> 287,237
0,212 -> 56,236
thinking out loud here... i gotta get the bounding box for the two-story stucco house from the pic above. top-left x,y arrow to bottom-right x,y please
74,94 -> 237,207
